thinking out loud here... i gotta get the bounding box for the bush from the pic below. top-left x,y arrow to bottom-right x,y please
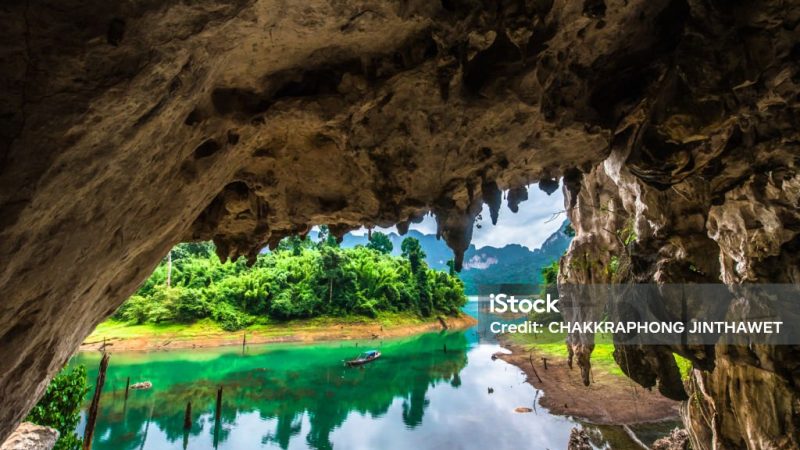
117,294 -> 149,324
174,288 -> 210,322
210,302 -> 253,331
26,365 -> 89,450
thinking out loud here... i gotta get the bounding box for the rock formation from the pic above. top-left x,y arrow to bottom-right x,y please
0,423 -> 58,450
556,0 -> 800,445
652,428 -> 690,450
0,0 -> 798,448
566,427 -> 592,450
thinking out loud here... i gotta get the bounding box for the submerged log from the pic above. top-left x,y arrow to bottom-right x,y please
130,381 -> 152,390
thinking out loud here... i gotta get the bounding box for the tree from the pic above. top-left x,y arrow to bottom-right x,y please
401,237 -> 433,315
540,260 -> 560,298
366,231 -> 393,254
316,225 -> 339,248
534,260 -> 562,323
541,260 -> 559,286
400,237 -> 426,274
166,249 -> 172,287
277,235 -> 311,256
320,246 -> 343,306
445,259 -> 456,276
26,365 -> 89,450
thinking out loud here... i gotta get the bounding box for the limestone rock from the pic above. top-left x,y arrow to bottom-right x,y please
651,428 -> 689,450
566,427 -> 592,450
0,423 -> 58,450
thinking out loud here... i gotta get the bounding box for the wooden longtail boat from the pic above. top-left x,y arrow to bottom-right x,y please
345,350 -> 381,367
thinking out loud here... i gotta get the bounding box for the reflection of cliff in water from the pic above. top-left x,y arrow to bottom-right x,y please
72,332 -> 469,450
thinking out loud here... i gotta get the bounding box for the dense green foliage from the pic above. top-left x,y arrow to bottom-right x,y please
529,260 -> 563,324
540,260 -> 559,294
113,235 -> 466,331
365,231 -> 393,254
26,365 -> 89,450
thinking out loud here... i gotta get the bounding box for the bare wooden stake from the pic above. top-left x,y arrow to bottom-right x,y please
541,357 -> 548,370
528,353 -> 543,383
83,352 -> 110,450
124,376 -> 130,400
213,388 -> 222,449
215,386 -> 223,421
184,401 -> 192,430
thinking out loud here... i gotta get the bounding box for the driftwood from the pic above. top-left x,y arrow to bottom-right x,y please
82,352 -> 110,450
622,425 -> 651,450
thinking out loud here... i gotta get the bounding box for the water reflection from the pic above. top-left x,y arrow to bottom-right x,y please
72,332 -> 473,450
71,316 -> 670,449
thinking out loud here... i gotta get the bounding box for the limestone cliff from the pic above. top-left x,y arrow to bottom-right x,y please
557,1 -> 800,446
0,0 -> 798,448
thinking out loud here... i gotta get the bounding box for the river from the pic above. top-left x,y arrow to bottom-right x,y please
70,303 -> 674,449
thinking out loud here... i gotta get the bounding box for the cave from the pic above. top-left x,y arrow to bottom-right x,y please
1,0 -> 799,448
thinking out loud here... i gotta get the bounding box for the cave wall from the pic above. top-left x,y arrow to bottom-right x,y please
558,0 -> 800,446
0,0 -> 798,447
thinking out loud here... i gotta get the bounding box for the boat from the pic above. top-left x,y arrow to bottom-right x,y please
345,350 -> 381,367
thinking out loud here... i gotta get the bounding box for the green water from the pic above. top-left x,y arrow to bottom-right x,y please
70,307 -> 673,449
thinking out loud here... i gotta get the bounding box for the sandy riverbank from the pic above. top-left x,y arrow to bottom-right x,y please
497,339 -> 681,425
80,314 -> 477,352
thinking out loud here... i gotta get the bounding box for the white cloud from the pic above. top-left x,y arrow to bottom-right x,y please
349,182 -> 566,251
471,182 -> 565,250
462,254 -> 498,270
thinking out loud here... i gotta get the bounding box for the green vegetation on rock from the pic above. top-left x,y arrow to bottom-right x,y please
26,365 -> 89,450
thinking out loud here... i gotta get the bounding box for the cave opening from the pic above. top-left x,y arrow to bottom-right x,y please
34,181 -> 694,450
1,1 -> 799,449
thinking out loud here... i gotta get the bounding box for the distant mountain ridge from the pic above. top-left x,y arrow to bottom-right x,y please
309,220 -> 572,294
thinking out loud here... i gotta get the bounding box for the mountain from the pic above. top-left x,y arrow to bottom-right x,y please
309,220 -> 573,294
458,221 -> 572,294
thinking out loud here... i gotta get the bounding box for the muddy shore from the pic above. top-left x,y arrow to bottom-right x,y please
496,339 -> 681,425
80,315 -> 477,352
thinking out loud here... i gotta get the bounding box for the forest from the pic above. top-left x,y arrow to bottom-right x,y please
112,228 -> 466,331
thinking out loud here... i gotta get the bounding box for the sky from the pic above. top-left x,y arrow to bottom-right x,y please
349,181 -> 566,251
